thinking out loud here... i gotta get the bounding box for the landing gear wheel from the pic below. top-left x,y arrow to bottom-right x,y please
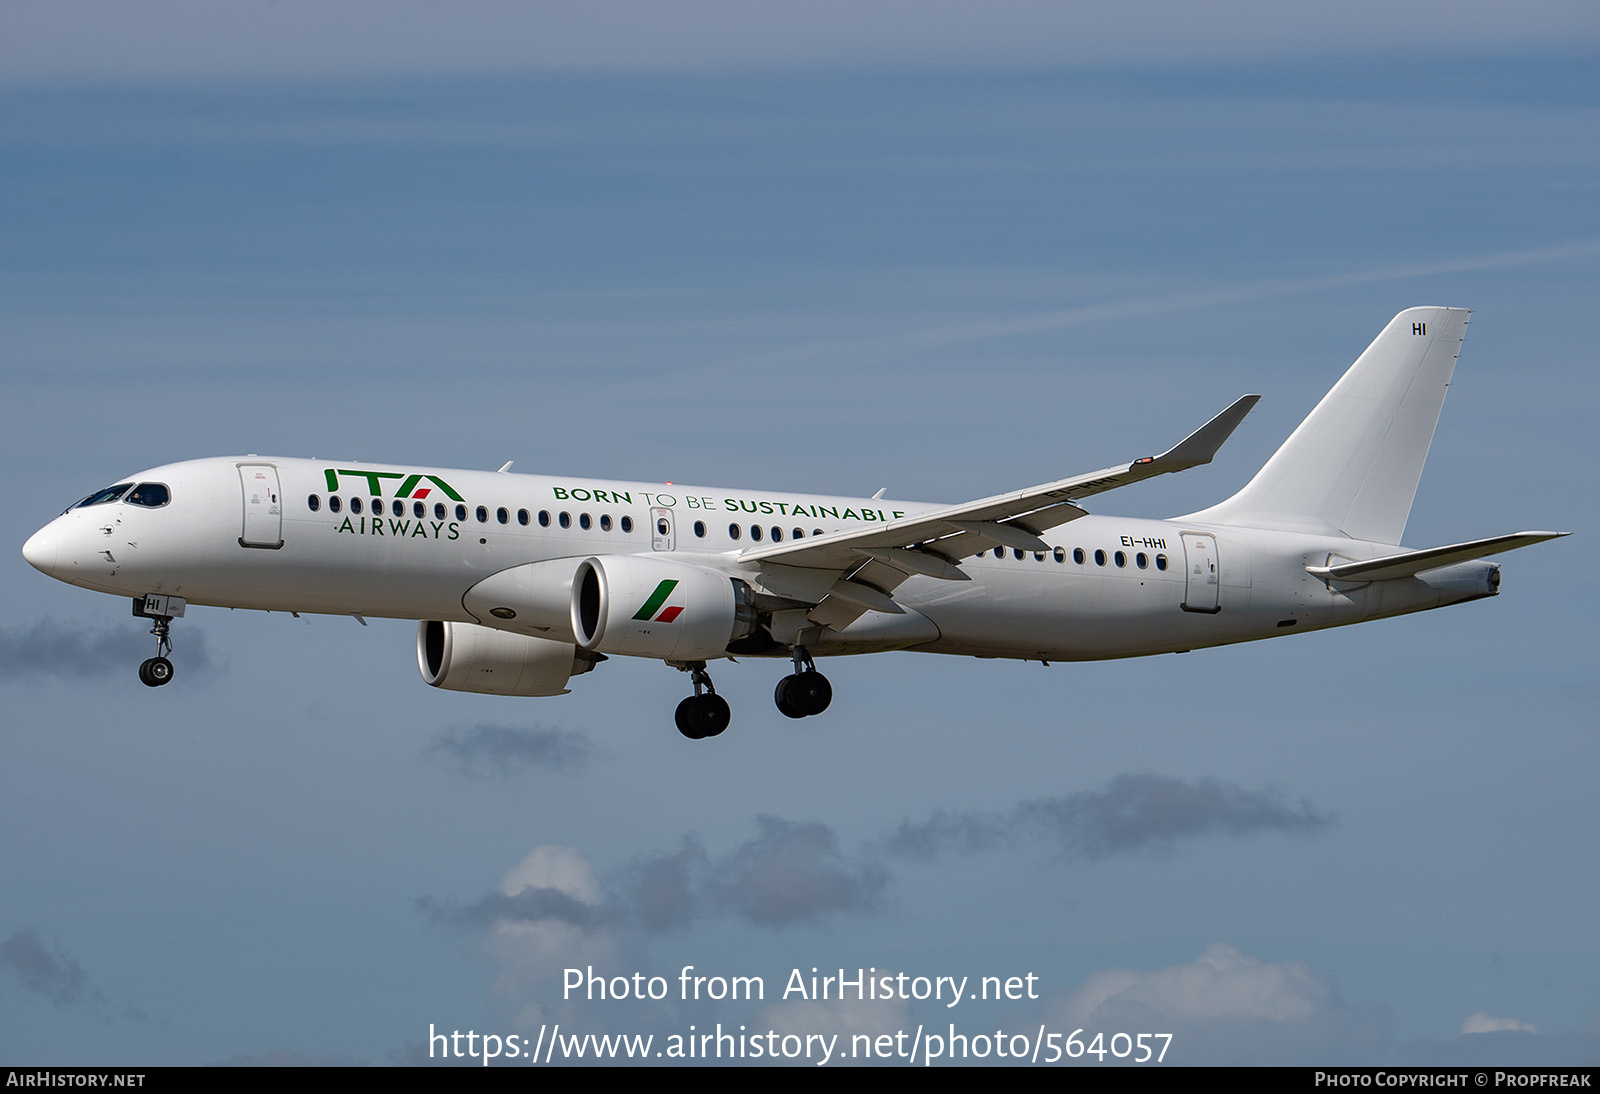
788,671 -> 831,716
774,676 -> 804,719
138,656 -> 174,688
675,694 -> 731,739
775,645 -> 833,718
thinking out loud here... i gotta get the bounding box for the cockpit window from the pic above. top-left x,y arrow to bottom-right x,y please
124,483 -> 170,508
73,484 -> 132,508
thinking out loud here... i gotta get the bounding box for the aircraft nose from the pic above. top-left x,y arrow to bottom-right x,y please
22,522 -> 62,576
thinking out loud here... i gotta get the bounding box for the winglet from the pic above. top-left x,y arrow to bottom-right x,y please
1148,394 -> 1261,472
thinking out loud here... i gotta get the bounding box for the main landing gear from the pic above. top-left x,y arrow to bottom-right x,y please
672,647 -> 832,740
138,614 -> 176,688
774,646 -> 831,719
674,662 -> 731,740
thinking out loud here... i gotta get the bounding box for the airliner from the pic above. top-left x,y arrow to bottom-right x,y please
22,308 -> 1565,739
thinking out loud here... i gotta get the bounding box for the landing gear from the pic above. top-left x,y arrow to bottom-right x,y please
136,606 -> 177,688
673,662 -> 730,740
775,646 -> 831,719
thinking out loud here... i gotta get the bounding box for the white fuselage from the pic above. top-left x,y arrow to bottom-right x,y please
23,455 -> 1499,665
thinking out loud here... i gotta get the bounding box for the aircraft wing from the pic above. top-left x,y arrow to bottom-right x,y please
739,394 -> 1259,629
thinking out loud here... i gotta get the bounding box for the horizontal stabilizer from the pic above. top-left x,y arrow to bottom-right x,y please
1306,531 -> 1568,582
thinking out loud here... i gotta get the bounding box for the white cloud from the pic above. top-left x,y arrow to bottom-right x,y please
1061,943 -> 1331,1025
1045,944 -> 1392,1064
486,846 -> 619,1025
1461,1012 -> 1538,1035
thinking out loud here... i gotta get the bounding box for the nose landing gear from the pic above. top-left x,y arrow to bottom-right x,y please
775,646 -> 831,719
132,594 -> 184,688
137,616 -> 175,688
674,662 -> 731,740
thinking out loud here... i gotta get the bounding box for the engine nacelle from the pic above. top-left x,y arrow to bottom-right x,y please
417,620 -> 600,696
571,555 -> 756,661
462,558 -> 584,642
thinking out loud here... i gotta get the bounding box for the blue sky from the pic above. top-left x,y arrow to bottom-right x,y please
2,2 -> 1596,1066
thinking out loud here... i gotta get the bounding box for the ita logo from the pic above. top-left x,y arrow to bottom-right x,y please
323,469 -> 464,501
633,580 -> 684,624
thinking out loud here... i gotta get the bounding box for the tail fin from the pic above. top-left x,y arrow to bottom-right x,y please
1184,307 -> 1469,544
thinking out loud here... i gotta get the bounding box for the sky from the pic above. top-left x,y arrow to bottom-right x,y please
2,0 -> 1596,1068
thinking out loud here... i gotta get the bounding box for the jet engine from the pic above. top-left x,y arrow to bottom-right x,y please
417,620 -> 600,696
571,555 -> 756,661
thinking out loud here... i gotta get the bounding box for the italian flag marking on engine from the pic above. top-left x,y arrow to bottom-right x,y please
633,579 -> 682,623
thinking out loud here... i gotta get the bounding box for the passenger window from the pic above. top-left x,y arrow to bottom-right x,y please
476,506 -> 488,523
1073,548 -> 1085,564
539,510 -> 550,527
329,495 -> 343,513
600,514 -> 612,532
518,509 -> 530,526
729,524 -> 742,540
308,494 -> 321,512
434,502 -> 447,520
1156,554 -> 1168,571
352,497 -> 363,515
751,525 -> 763,542
1114,551 -> 1127,567
1053,547 -> 1065,563
694,521 -> 706,538
456,504 -> 468,522
1013,549 -> 1024,560
497,507 -> 509,524
813,529 -> 824,537
413,501 -> 425,519
579,513 -> 592,530
392,500 -> 404,517
621,516 -> 634,533
993,547 -> 1004,559
1136,552 -> 1148,569
1033,551 -> 1044,561
793,528 -> 804,539
559,512 -> 571,529
771,527 -> 783,542
1094,549 -> 1106,566
373,497 -> 383,515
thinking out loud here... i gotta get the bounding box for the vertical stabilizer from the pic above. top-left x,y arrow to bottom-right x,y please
1184,307 -> 1469,544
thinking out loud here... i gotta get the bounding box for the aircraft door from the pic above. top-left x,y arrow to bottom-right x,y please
238,463 -> 284,549
650,507 -> 675,551
1181,532 -> 1220,613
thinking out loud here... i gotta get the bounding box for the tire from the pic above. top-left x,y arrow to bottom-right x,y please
790,671 -> 832,716
675,697 -> 706,739
697,694 -> 731,737
146,657 -> 174,686
774,675 -> 805,719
